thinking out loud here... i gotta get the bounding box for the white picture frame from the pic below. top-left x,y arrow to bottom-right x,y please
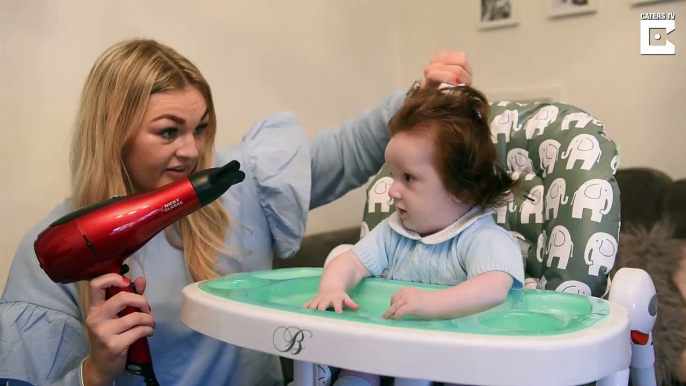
548,0 -> 599,18
630,0 -> 682,5
479,0 -> 520,30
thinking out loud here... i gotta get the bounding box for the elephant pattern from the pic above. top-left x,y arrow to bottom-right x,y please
539,139 -> 561,177
524,105 -> 559,139
507,148 -> 534,173
510,171 -> 536,181
361,100 -> 620,299
546,225 -> 573,270
519,185 -> 544,224
556,280 -> 592,296
368,177 -> 393,213
572,179 -> 613,223
561,134 -> 602,171
490,109 -> 522,144
537,231 -> 547,263
560,112 -> 604,132
545,178 -> 568,221
495,201 -> 517,224
584,232 -> 618,276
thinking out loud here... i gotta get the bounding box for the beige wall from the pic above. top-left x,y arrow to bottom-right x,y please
1,0 -> 684,294
0,0 -> 402,293
397,0 -> 686,179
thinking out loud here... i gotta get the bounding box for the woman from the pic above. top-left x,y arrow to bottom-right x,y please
0,38 -> 472,386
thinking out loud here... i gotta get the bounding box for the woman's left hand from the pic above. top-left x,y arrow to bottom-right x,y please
422,50 -> 473,88
383,286 -> 435,320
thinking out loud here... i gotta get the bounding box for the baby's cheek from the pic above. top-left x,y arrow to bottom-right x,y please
422,203 -> 443,219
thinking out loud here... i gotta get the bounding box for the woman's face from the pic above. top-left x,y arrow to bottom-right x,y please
123,85 -> 210,192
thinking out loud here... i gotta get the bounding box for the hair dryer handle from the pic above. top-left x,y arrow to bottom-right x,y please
105,278 -> 158,385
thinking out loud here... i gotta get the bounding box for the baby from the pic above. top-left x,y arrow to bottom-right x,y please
303,84 -> 525,386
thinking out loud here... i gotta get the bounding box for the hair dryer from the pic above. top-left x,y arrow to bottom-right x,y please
33,160 -> 246,386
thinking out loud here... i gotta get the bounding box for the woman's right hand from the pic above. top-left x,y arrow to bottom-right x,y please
82,273 -> 155,386
422,50 -> 473,88
303,290 -> 359,313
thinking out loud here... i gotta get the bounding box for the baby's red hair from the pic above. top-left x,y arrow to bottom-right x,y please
388,85 -> 520,208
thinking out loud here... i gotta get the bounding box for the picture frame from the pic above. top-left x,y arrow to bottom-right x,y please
548,0 -> 599,18
479,0 -> 520,30
630,0 -> 681,5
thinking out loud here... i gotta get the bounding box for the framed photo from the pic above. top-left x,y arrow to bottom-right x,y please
630,0 -> 681,5
479,0 -> 520,30
548,0 -> 599,18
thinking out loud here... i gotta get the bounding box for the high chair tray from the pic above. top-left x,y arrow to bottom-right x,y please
181,267 -> 630,385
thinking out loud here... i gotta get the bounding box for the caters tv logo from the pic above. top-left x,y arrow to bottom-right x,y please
640,12 -> 676,55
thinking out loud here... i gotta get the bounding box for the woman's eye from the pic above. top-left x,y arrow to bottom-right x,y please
194,123 -> 208,136
160,128 -> 177,139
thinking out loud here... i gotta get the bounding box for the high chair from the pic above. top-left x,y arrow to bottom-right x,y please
319,98 -> 658,386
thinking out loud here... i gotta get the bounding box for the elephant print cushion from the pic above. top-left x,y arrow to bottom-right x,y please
361,100 -> 620,298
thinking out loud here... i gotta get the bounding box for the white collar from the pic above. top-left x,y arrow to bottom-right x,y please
387,206 -> 495,245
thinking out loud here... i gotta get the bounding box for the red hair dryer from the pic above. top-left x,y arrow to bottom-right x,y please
33,160 -> 246,385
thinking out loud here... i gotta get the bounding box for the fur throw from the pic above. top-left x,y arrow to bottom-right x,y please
612,220 -> 686,386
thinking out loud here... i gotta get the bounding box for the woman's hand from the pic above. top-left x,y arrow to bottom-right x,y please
83,273 -> 155,386
422,50 -> 474,88
303,290 -> 360,313
383,286 -> 435,320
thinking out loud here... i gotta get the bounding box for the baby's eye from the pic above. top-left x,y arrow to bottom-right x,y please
404,174 -> 414,182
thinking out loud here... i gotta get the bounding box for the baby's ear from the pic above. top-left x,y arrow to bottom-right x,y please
451,193 -> 475,208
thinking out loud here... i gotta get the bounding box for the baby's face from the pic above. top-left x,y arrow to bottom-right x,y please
385,131 -> 464,236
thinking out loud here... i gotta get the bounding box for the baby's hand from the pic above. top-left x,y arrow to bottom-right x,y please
303,291 -> 360,313
383,287 -> 434,320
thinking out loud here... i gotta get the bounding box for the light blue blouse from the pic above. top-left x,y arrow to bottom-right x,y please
0,91 -> 406,386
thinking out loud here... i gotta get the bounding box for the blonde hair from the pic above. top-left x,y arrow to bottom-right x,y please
71,38 -> 231,312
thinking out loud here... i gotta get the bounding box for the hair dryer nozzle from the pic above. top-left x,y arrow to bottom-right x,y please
190,160 -> 245,206
210,160 -> 243,183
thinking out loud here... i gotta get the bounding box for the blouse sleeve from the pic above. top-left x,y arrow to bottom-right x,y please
216,91 -> 405,260
308,91 -> 406,209
0,201 -> 88,386
235,112 -> 312,260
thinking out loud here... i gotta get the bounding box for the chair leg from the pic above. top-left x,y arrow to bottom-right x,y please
291,360 -> 332,386
393,378 -> 432,386
608,267 -> 658,386
292,360 -> 315,386
630,365 -> 657,386
628,330 -> 657,386
597,368 -> 630,386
